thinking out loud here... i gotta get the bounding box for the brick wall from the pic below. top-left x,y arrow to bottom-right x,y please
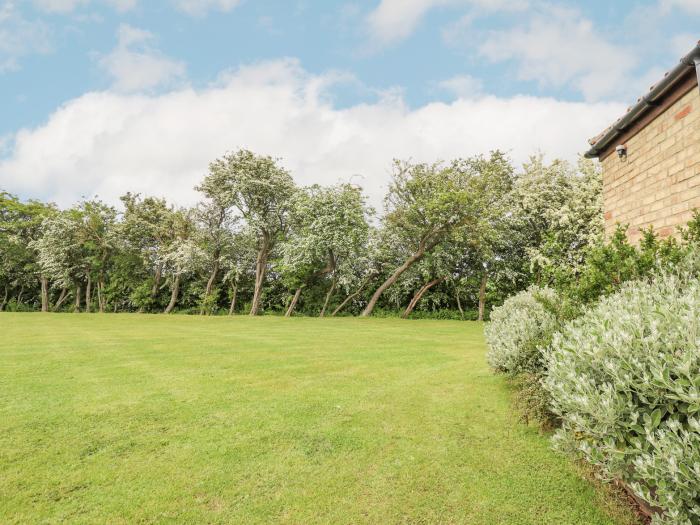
601,86 -> 700,242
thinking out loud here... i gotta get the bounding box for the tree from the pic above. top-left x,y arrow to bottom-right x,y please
329,228 -> 382,316
220,229 -> 258,315
194,178 -> 239,314
120,193 -> 179,311
198,150 -> 296,315
509,156 -> 604,287
399,247 -> 454,318
77,200 -> 118,313
279,184 -> 371,317
0,192 -> 55,312
362,157 -> 486,317
32,210 -> 85,312
452,152 -> 516,320
159,209 -> 202,314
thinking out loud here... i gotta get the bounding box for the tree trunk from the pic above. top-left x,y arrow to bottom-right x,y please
85,274 -> 92,313
17,285 -> 25,306
319,277 -> 337,317
40,276 -> 49,312
455,288 -> 464,320
250,236 -> 270,316
478,272 -> 488,322
0,285 -> 8,311
97,278 -> 105,313
53,287 -> 69,312
201,260 -> 220,315
228,284 -> 238,316
164,274 -> 181,314
362,249 -> 426,317
74,285 -> 81,313
285,287 -> 303,318
402,277 -> 445,319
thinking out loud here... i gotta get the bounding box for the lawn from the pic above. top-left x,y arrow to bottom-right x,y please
0,314 -> 638,524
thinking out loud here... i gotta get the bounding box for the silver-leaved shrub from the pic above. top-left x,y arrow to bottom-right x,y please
544,273 -> 700,524
485,286 -> 559,375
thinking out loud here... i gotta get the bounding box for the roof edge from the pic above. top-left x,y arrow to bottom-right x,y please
585,41 -> 700,159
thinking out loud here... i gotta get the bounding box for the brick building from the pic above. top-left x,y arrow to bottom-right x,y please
586,42 -> 700,242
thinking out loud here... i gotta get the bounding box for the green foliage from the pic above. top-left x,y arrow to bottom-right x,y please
563,226 -> 683,307
367,307 -> 479,320
544,273 -> 700,524
197,284 -> 221,315
509,156 -> 604,285
199,149 -> 296,237
510,372 -> 558,429
0,149 -> 610,318
280,183 -> 371,290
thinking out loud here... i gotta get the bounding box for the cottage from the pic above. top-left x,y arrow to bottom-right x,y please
586,41 -> 700,242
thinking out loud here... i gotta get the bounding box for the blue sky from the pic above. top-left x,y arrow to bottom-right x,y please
1,0 -> 699,207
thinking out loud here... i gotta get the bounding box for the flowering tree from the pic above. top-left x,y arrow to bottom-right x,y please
280,183 -> 371,317
198,149 -> 296,315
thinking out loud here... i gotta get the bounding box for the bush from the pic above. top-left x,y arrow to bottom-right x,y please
510,372 -> 559,429
544,273 -> 700,524
567,226 -> 683,307
485,286 -> 559,375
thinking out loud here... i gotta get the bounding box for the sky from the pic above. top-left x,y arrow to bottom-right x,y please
1,0 -> 699,209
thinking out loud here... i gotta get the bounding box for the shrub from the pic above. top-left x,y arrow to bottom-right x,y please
568,226 -> 683,306
485,286 -> 559,375
510,372 -> 559,429
544,273 -> 700,524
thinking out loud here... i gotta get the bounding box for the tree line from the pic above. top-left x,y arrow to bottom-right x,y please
0,149 -> 603,318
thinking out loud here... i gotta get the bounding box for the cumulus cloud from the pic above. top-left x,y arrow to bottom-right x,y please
33,0 -> 136,12
478,6 -> 636,101
437,74 -> 483,98
366,0 -> 528,46
32,0 -> 237,14
97,24 -> 186,92
659,0 -> 700,14
172,0 -> 241,16
32,0 -> 89,12
0,59 -> 624,210
0,2 -> 51,72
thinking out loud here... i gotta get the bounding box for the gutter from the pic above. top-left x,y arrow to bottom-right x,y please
585,42 -> 700,159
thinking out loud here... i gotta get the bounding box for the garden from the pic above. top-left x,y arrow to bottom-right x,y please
2,148 -> 699,523
486,221 -> 700,524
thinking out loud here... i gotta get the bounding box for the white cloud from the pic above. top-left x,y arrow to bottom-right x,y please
367,0 -> 451,46
32,0 -> 89,12
366,0 -> 528,46
172,0 -> 241,16
97,24 -> 186,92
437,74 -> 483,98
32,0 -> 239,14
108,0 -> 137,11
0,2 -> 51,72
659,0 -> 700,14
33,0 -> 135,12
0,134 -> 11,156
670,33 -> 698,57
478,6 -> 635,101
0,59 -> 624,211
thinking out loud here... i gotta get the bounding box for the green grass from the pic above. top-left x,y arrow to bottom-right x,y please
0,314 -> 638,524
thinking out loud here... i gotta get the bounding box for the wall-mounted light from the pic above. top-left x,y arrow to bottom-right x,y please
616,144 -> 628,162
